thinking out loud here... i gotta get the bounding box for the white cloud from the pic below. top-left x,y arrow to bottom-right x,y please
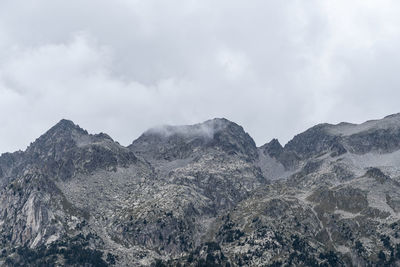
1,0 -> 400,153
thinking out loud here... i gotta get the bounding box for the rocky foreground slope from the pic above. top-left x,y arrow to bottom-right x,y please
2,114 -> 400,266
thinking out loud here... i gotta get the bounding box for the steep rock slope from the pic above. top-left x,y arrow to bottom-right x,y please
201,113 -> 400,266
0,120 -> 152,266
0,118 -> 272,266
121,119 -> 267,256
2,114 -> 400,266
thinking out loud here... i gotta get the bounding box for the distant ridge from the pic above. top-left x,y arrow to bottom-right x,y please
1,113 -> 400,266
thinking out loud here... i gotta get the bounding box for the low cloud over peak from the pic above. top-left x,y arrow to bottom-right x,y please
1,0 -> 400,153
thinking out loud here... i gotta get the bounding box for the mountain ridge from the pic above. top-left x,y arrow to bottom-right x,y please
1,113 -> 400,266
4,113 -> 400,157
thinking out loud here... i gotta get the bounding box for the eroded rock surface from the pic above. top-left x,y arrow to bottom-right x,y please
2,114 -> 400,266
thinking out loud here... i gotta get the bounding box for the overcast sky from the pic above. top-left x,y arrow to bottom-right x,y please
1,0 -> 400,153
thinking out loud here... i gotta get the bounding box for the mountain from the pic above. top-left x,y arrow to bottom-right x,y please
1,114 -> 400,266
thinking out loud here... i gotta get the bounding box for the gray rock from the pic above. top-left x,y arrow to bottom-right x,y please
2,114 -> 400,266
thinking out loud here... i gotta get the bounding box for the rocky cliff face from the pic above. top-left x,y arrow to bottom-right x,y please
1,114 -> 400,266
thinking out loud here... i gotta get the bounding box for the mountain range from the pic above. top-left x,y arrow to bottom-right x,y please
2,114 -> 400,266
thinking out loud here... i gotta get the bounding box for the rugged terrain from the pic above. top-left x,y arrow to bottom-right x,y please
1,114 -> 400,266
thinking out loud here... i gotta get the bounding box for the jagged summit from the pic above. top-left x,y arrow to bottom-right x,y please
141,118 -> 238,139
26,119 -> 88,153
326,113 -> 400,136
19,119 -> 137,181
289,113 -> 400,139
130,118 -> 258,161
3,113 -> 400,266
48,119 -> 114,141
282,113 -> 400,159
54,119 -> 82,129
260,138 -> 283,159
26,119 -> 117,154
283,123 -> 341,159
45,119 -> 88,136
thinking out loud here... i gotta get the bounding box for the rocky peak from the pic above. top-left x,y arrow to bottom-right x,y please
20,119 -> 137,180
50,119 -> 85,132
337,114 -> 400,154
260,138 -> 283,159
26,119 -> 88,156
130,118 -> 258,161
206,118 -> 258,160
139,118 -> 243,140
3,114 -> 400,266
25,119 -> 117,158
283,123 -> 343,160
275,113 -> 400,167
39,119 -> 88,139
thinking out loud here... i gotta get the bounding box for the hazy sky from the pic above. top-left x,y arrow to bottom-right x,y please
1,0 -> 400,153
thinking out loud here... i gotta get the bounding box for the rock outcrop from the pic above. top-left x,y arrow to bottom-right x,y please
2,114 -> 400,266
